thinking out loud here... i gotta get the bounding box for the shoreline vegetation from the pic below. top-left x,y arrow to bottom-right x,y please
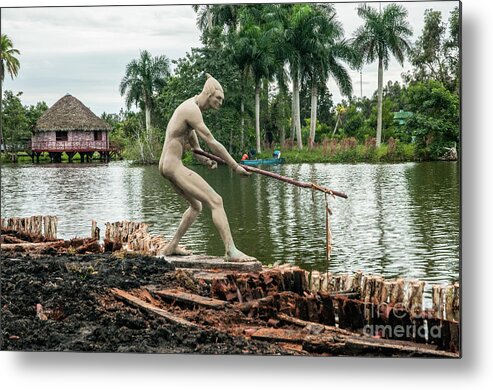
3,134 -> 460,165
2,138 -> 458,165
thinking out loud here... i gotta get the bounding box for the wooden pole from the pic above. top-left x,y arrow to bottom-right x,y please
193,149 -> 348,199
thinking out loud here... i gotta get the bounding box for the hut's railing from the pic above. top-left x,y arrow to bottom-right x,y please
31,140 -> 109,152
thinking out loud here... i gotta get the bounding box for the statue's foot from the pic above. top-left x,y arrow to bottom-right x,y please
161,245 -> 192,256
225,248 -> 257,263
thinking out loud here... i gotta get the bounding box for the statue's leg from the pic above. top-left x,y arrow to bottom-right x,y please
162,181 -> 202,256
168,165 -> 256,262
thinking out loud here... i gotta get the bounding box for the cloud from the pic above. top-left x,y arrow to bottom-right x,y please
2,5 -> 202,114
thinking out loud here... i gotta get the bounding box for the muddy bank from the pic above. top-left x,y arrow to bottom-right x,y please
0,253 -> 288,354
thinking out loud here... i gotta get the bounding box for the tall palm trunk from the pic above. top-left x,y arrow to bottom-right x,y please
376,57 -> 384,147
290,96 -> 295,141
145,105 -> 151,132
255,80 -> 261,153
309,80 -> 318,149
292,71 -> 303,150
206,5 -> 213,31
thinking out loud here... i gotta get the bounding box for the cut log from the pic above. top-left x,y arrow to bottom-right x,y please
110,288 -> 201,328
1,240 -> 65,251
152,288 -> 227,310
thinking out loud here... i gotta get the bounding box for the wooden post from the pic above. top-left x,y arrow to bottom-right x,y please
389,279 -> 405,305
43,216 -> 58,240
351,270 -> 363,293
452,283 -> 460,321
91,220 -> 100,241
381,281 -> 394,303
432,285 -> 444,319
318,272 -> 326,292
445,285 -> 456,321
407,281 -> 425,317
373,276 -> 384,303
310,271 -> 320,293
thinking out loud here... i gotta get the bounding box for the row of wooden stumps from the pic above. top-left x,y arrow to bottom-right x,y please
1,216 -> 58,241
307,271 -> 460,322
0,217 -> 171,256
208,266 -> 460,353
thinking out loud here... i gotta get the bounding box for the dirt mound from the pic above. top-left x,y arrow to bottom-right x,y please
0,253 -> 286,354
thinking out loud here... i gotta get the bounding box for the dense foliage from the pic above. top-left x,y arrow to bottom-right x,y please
1,91 -> 48,161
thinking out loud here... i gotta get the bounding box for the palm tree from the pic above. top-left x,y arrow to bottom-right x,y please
352,4 -> 412,146
1,34 -> 21,150
231,5 -> 280,154
120,50 -> 170,133
301,5 -> 353,148
0,34 -> 20,84
282,4 -> 339,150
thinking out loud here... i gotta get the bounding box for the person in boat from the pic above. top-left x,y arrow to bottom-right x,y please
159,73 -> 256,262
241,153 -> 249,161
273,150 -> 281,159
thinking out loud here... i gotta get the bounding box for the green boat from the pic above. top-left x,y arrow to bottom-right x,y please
241,157 -> 285,166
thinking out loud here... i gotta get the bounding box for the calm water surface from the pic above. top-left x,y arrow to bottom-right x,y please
1,161 -> 459,288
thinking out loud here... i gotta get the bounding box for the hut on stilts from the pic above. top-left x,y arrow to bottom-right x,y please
30,94 -> 113,163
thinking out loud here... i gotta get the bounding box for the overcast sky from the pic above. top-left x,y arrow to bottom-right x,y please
1,1 -> 459,116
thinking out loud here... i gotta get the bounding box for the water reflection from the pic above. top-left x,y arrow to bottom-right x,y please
1,161 -> 459,288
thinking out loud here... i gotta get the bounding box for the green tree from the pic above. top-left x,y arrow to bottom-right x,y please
120,50 -> 170,133
1,91 -> 28,161
405,7 -> 460,93
120,50 -> 171,162
352,3 -> 412,147
25,101 -> 48,132
404,80 -> 459,159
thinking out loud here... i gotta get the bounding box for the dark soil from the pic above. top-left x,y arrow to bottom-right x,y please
0,252 -> 287,354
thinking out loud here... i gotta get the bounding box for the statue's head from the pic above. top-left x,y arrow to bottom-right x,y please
202,73 -> 224,110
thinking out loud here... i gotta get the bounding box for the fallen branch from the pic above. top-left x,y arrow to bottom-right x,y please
110,288 -> 202,328
152,288 -> 228,310
1,240 -> 66,251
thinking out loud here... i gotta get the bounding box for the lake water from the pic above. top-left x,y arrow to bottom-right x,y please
1,161 -> 460,287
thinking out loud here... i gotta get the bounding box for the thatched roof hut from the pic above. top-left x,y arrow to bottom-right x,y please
34,94 -> 111,132
31,94 -> 113,162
